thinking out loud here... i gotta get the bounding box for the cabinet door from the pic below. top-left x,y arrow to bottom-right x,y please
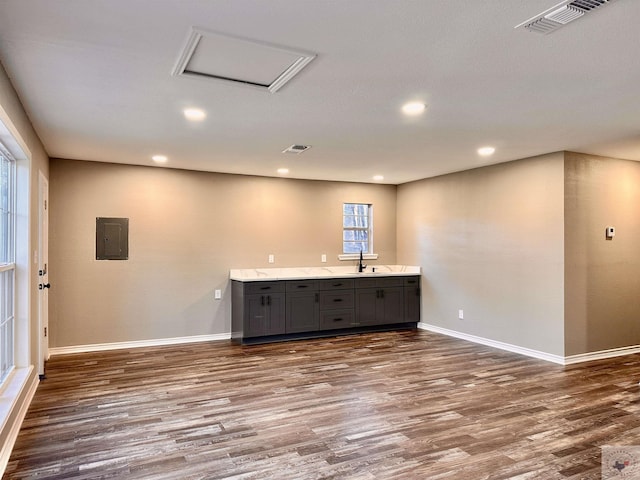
380,287 -> 404,324
404,285 -> 420,323
245,294 -> 269,337
355,288 -> 379,326
245,293 -> 286,337
286,291 -> 319,333
267,293 -> 286,335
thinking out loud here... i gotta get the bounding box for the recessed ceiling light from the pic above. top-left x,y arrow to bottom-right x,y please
183,108 -> 206,121
152,155 -> 168,163
277,168 -> 289,175
402,102 -> 426,116
477,146 -> 496,157
373,175 -> 384,182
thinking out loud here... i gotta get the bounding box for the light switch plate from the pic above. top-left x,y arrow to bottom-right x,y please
214,289 -> 221,299
606,226 -> 615,239
268,254 -> 275,263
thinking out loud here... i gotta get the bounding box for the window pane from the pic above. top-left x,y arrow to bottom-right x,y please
0,158 -> 7,264
344,230 -> 368,240
353,204 -> 368,216
0,269 -> 14,383
343,203 -> 369,215
343,216 -> 368,228
354,230 -> 368,241
343,242 -> 368,254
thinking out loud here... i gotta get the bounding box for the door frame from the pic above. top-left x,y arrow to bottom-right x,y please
37,170 -> 49,378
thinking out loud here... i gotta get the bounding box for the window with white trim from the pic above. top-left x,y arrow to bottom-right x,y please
343,203 -> 372,254
0,146 -> 15,383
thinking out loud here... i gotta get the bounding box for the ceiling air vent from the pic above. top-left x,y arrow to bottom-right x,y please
172,28 -> 316,93
282,144 -> 311,154
515,0 -> 618,34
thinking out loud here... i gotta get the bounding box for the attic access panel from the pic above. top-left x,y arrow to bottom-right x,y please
172,28 -> 316,93
96,217 -> 128,260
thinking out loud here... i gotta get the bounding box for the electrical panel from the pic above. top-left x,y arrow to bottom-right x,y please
96,217 -> 129,260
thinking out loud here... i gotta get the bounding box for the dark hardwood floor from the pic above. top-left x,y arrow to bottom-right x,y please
5,330 -> 640,479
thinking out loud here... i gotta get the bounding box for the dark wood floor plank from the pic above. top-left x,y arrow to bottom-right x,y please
5,330 -> 640,479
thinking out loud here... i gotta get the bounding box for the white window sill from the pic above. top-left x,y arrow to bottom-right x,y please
0,366 -> 34,440
338,253 -> 379,261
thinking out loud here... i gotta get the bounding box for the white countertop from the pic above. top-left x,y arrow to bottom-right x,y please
229,265 -> 421,281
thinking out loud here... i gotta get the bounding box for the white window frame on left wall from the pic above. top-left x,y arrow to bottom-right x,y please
0,145 -> 16,383
0,105 -> 37,477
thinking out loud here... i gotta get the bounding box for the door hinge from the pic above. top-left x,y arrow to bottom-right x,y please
44,327 -> 47,337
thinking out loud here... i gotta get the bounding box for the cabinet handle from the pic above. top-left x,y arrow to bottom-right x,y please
333,298 -> 343,303
332,283 -> 343,287
297,285 -> 308,289
333,318 -> 343,322
376,290 -> 380,298
315,293 -> 319,302
267,295 -> 271,306
260,286 -> 271,290
381,289 -> 385,298
261,295 -> 265,306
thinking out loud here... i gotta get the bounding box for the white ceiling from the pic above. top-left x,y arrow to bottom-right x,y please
0,0 -> 639,184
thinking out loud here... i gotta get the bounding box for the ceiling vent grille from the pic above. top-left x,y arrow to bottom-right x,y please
282,144 -> 311,154
515,0 -> 617,34
545,5 -> 585,24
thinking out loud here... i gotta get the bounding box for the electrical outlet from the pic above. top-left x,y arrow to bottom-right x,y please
214,289 -> 221,299
321,254 -> 327,263
458,309 -> 464,320
268,254 -> 275,264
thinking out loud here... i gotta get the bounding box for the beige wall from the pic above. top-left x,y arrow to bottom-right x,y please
397,153 -> 566,356
49,159 -> 397,347
564,152 -> 640,355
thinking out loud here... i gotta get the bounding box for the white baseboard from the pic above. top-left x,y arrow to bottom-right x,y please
418,323 -> 566,364
564,344 -> 640,365
0,366 -> 38,477
418,323 -> 640,365
48,333 -> 231,356
48,327 -> 640,364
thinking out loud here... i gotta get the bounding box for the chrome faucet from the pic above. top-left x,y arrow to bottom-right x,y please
358,250 -> 366,273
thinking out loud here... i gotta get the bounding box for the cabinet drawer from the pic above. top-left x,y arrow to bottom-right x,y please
320,310 -> 355,330
354,277 -> 377,289
319,290 -> 354,310
355,276 -> 404,288
244,281 -> 284,295
403,276 -> 420,287
286,280 -> 318,292
318,278 -> 355,290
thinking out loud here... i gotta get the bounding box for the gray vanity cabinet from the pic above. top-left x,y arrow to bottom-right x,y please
232,274 -> 420,344
355,277 -> 405,326
285,280 -> 319,333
